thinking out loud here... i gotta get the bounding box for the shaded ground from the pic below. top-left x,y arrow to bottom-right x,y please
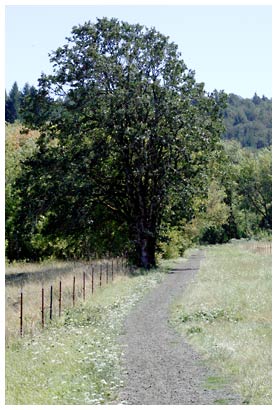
117,251 -> 241,405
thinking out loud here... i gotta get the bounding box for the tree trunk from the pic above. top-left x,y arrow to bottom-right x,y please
126,177 -> 160,269
135,236 -> 156,269
131,224 -> 157,269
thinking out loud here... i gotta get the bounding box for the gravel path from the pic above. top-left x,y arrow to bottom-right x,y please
117,250 -> 240,405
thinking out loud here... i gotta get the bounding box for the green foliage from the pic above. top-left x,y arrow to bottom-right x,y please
237,147 -> 272,230
11,18 -> 226,267
5,82 -> 40,124
181,308 -> 242,325
159,227 -> 188,259
194,179 -> 230,244
5,123 -> 39,259
160,137 -> 271,255
223,93 -> 271,149
223,142 -> 272,237
160,178 -> 231,255
5,82 -> 21,123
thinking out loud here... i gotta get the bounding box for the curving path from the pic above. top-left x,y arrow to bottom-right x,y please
117,250 -> 240,405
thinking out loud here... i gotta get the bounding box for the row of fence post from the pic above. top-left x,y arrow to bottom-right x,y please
19,258 -> 127,337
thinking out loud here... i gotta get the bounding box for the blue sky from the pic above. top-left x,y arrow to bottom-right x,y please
5,3 -> 272,98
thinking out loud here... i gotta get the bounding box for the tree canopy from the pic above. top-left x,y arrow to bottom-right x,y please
223,93 -> 272,148
9,18 -> 227,267
5,82 -> 20,123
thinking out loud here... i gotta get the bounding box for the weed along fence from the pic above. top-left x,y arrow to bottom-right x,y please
6,257 -> 129,341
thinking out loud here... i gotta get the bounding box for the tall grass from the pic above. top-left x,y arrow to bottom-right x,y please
5,258 -> 126,343
6,262 -> 168,404
171,241 -> 272,404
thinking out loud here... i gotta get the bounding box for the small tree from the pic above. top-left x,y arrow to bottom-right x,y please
18,18 -> 226,267
5,82 -> 20,123
238,148 -> 272,231
222,141 -> 272,237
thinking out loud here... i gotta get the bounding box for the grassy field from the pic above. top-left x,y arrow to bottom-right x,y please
5,261 -> 172,404
171,241 -> 272,405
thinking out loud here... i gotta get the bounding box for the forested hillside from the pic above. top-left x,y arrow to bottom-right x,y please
5,18 -> 272,264
222,93 -> 272,148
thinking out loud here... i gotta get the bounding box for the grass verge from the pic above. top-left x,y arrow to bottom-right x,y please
6,264 -> 169,404
171,241 -> 272,405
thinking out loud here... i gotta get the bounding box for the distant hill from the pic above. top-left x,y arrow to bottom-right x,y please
6,82 -> 272,150
222,93 -> 272,149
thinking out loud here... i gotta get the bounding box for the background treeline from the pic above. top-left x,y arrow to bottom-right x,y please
222,93 -> 272,149
6,82 -> 272,149
5,84 -> 272,262
5,82 -> 38,124
160,139 -> 272,258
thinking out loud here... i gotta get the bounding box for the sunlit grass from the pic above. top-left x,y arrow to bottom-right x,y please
171,241 -> 272,404
5,258 -> 126,342
6,264 -> 168,404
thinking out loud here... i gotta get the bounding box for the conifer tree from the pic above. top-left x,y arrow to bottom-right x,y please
5,81 -> 20,123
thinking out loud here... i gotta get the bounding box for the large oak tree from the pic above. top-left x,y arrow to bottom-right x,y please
18,18 -> 226,267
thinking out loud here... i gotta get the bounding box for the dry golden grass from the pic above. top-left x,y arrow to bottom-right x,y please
5,258 -> 127,343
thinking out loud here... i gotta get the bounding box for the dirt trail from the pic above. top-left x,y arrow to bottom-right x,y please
117,250 -> 240,405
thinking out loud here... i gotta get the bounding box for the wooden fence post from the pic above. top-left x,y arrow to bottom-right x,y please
106,263 -> 109,284
20,291 -> 23,337
49,285 -> 53,320
83,272 -> 86,301
41,287 -> 45,329
59,281 -> 62,317
73,276 -> 76,307
91,267 -> 94,294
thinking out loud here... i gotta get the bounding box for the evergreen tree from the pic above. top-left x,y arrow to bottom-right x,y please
5,81 -> 21,123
